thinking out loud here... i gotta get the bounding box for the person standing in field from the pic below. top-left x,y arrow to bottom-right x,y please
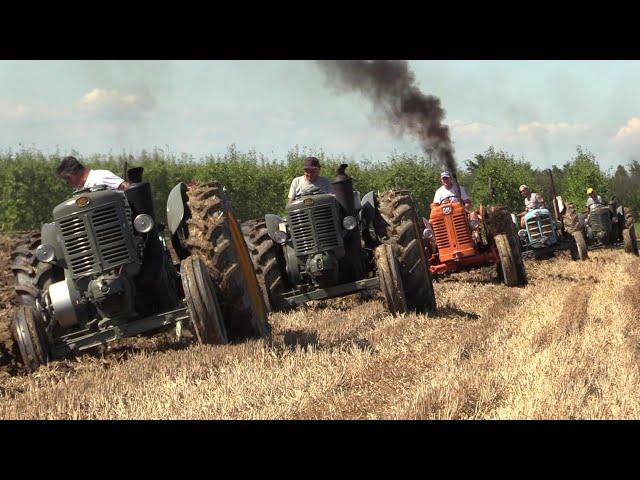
56,156 -> 130,191
287,156 -> 335,205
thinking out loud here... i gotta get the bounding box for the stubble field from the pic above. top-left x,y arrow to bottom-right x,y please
0,232 -> 639,419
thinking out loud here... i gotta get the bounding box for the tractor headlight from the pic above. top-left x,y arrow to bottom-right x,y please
469,219 -> 479,230
342,216 -> 358,231
423,226 -> 434,239
133,214 -> 155,233
273,230 -> 288,245
35,244 -> 55,263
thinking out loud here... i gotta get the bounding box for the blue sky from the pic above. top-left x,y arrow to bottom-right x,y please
1,60 -> 640,172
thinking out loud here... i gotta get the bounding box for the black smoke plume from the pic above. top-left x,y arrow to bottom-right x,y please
316,60 -> 457,176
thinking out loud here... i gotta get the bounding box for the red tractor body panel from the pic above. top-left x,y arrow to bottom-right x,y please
427,202 -> 500,275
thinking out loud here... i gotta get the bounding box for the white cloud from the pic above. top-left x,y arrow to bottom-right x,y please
516,121 -> 591,137
75,88 -> 155,118
0,101 -> 69,122
449,120 -> 495,136
614,117 -> 640,143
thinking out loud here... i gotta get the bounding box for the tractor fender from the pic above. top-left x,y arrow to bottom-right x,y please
166,182 -> 189,235
265,214 -> 284,242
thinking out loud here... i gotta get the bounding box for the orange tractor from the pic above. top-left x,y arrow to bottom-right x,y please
422,201 -> 527,287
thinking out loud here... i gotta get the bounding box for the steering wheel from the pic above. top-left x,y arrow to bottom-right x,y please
294,188 -> 325,201
440,195 -> 461,204
73,185 -> 108,195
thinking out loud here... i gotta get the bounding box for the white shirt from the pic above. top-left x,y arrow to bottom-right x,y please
84,169 -> 125,190
586,195 -> 603,211
288,176 -> 335,199
524,192 -> 545,211
433,185 -> 470,205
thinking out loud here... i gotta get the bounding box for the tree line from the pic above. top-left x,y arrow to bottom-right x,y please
1,144 -> 638,231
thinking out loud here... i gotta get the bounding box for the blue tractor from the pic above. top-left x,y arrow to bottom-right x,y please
513,203 -> 588,261
509,169 -> 588,261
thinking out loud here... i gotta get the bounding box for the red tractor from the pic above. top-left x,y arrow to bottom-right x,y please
422,201 -> 527,287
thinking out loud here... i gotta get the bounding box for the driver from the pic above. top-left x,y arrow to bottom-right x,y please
56,156 -> 130,191
516,184 -> 546,228
432,171 -> 480,243
287,156 -> 335,205
433,171 -> 472,208
586,187 -> 604,211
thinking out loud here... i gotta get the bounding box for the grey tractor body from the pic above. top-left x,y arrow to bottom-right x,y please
29,177 -> 194,359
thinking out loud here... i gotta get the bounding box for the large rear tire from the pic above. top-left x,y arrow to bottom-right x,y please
181,256 -> 228,345
623,228 -> 639,256
377,190 -> 437,313
374,244 -> 407,316
184,182 -> 269,340
12,305 -> 49,372
570,230 -> 589,261
241,219 -> 290,312
494,233 -> 526,287
11,232 -> 62,307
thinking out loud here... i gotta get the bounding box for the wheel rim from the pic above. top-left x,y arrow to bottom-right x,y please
13,306 -> 48,372
181,257 -> 228,344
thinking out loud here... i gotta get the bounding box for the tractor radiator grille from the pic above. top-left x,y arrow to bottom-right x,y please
526,213 -> 554,241
92,206 -> 131,268
590,208 -> 611,232
60,203 -> 135,279
431,211 -> 472,249
431,217 -> 449,249
60,216 -> 94,277
289,205 -> 341,255
453,210 -> 472,245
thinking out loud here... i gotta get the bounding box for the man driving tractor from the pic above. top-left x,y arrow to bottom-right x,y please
287,156 -> 335,205
431,171 -> 480,244
57,156 -> 131,191
586,187 -> 604,211
516,184 -> 546,228
433,171 -> 472,208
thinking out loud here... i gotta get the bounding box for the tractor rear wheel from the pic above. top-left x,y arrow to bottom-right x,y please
623,228 -> 639,256
374,244 -> 407,316
11,232 -> 62,307
12,305 -> 49,372
241,219 -> 289,312
181,256 -> 228,345
494,233 -> 526,287
570,230 -> 589,261
377,190 -> 436,313
184,182 -> 269,340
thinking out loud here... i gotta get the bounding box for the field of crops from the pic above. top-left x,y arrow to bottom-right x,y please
1,231 -> 638,419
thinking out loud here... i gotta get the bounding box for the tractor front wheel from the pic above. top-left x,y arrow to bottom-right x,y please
494,233 -> 526,287
374,244 -> 407,316
181,256 -> 228,345
12,305 -> 50,372
570,230 -> 589,261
